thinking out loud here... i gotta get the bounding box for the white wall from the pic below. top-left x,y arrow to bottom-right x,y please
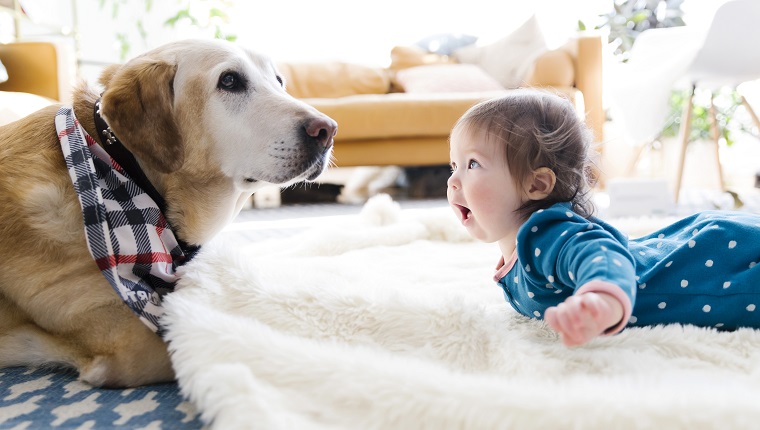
9,0 -> 609,85
226,0 -> 610,64
6,0 -> 722,89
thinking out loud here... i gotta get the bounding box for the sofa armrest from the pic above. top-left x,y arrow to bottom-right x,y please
526,49 -> 575,88
0,42 -> 60,101
574,33 -> 604,143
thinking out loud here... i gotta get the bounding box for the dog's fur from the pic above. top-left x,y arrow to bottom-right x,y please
0,39 -> 336,387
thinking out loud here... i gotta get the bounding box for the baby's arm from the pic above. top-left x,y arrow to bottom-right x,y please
544,281 -> 630,347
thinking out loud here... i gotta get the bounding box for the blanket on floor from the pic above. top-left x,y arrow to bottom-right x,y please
162,195 -> 760,429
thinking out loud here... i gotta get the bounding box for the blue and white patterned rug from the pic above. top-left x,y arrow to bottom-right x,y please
0,367 -> 203,429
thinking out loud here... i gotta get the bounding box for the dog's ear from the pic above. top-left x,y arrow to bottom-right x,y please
100,58 -> 184,173
98,64 -> 121,89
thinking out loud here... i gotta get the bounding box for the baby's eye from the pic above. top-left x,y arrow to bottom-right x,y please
450,162 -> 457,172
468,159 -> 481,169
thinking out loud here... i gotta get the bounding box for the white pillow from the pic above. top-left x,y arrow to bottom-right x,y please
453,15 -> 548,89
0,59 -> 7,83
0,91 -> 54,126
394,64 -> 505,93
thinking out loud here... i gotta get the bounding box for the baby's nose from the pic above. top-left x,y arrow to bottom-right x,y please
446,173 -> 458,189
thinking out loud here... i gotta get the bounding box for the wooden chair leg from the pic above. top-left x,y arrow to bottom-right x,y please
626,140 -> 650,177
674,85 -> 695,203
626,133 -> 663,177
739,94 -> 760,190
708,93 -> 726,191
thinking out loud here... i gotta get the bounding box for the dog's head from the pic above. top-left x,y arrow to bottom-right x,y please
98,39 -> 337,189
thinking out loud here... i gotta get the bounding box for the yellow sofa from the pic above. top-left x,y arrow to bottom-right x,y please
277,33 -> 604,168
1,36 -> 604,169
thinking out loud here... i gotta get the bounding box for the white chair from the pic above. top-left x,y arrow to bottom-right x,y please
672,0 -> 760,202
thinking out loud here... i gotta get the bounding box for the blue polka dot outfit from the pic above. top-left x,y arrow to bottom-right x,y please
494,202 -> 760,331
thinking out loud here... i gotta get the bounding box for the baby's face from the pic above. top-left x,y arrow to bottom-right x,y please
447,127 -> 527,245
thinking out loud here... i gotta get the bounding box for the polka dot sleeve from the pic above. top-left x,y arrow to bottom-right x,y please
516,204 -> 638,308
576,280 -> 633,334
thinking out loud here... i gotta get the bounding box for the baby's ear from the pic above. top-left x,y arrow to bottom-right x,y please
525,167 -> 556,200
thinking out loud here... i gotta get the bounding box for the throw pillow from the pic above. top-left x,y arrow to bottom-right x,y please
414,33 -> 478,56
0,59 -> 7,83
453,15 -> 548,89
393,64 -> 505,93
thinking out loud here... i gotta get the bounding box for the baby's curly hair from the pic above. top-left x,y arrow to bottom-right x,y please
453,88 -> 599,219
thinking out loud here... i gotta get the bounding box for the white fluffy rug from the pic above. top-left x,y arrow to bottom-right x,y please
163,195 -> 760,430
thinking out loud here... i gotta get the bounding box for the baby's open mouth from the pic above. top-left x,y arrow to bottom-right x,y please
454,204 -> 472,222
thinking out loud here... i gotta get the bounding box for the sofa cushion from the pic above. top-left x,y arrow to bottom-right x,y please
277,62 -> 391,99
388,45 -> 456,71
453,15 -> 548,89
393,64 -> 505,93
303,92 -> 505,140
300,87 -> 582,141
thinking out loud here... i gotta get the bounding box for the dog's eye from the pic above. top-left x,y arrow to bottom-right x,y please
276,75 -> 284,87
218,72 -> 245,92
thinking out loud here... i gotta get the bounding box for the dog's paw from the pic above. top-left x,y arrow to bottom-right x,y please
79,355 -> 113,387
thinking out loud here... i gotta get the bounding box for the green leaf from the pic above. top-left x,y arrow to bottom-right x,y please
115,32 -> 130,61
164,8 -> 197,27
137,20 -> 147,40
630,10 -> 651,24
209,7 -> 228,19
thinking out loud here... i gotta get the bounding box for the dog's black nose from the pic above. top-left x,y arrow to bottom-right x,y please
305,116 -> 337,149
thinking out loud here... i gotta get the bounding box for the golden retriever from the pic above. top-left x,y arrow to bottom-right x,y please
0,39 -> 337,387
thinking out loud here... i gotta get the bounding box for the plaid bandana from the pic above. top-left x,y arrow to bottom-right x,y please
56,107 -> 194,334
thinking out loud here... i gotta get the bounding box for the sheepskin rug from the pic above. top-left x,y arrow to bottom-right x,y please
162,195 -> 760,430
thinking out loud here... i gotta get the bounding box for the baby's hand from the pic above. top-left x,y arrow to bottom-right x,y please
544,292 -> 624,347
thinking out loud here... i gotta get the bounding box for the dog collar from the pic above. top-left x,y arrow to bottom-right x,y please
93,98 -> 199,260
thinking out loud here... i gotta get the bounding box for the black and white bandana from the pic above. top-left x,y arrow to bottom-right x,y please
56,107 -> 193,334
